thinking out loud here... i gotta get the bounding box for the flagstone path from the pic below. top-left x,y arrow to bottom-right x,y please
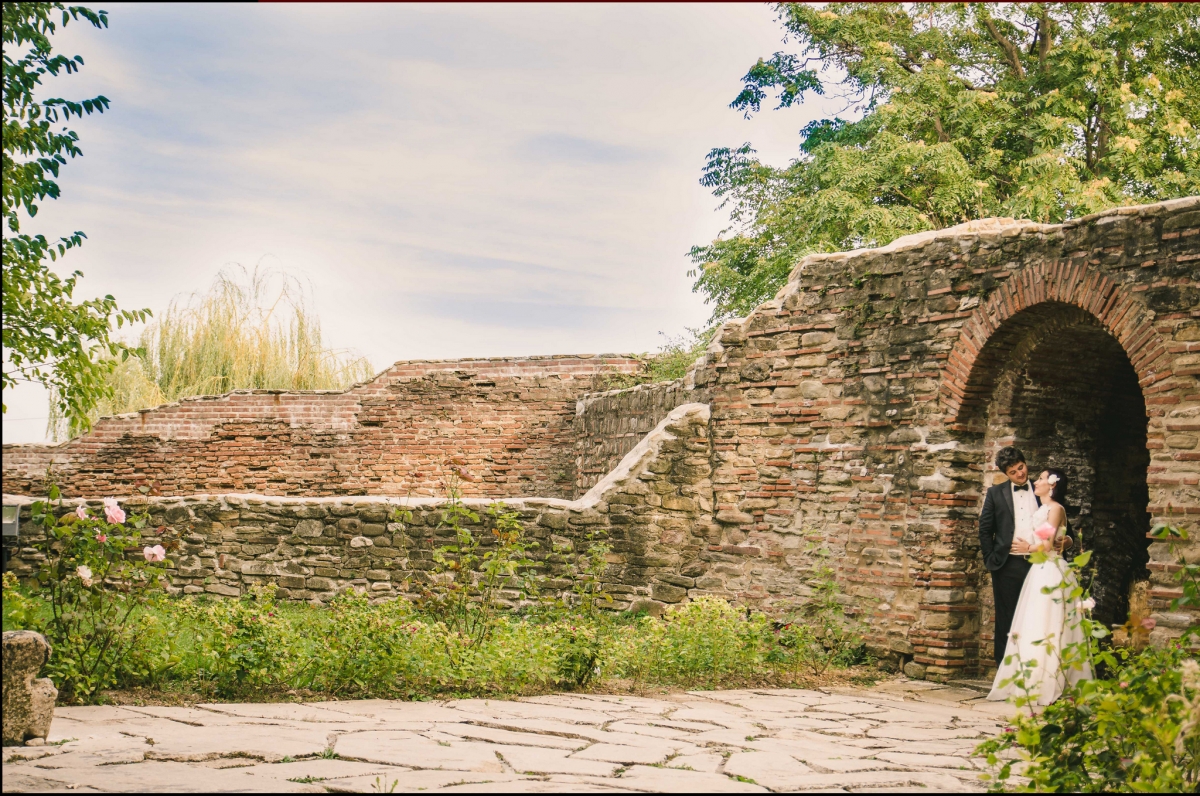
2,678 -> 1015,793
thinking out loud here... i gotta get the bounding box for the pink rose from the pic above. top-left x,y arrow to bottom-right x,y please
103,498 -> 126,525
1034,522 -> 1056,541
1081,598 -> 1095,611
1141,617 -> 1157,631
95,533 -> 108,544
143,544 -> 166,563
75,505 -> 88,520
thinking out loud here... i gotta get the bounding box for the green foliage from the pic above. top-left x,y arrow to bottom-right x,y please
978,644 -> 1200,792
978,523 -> 1200,791
177,584 -> 294,697
50,266 -> 375,440
2,589 -> 875,703
614,598 -> 774,686
413,474 -> 541,657
598,327 -> 716,391
2,494 -> 171,702
691,2 -> 1200,320
780,541 -> 868,675
2,3 -> 151,427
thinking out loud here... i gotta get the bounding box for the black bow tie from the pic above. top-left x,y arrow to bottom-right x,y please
1012,483 -> 1029,491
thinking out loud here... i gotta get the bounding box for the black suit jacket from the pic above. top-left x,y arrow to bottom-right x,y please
979,481 -> 1038,572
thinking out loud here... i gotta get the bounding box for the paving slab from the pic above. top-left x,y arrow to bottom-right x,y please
3,679 -> 1005,793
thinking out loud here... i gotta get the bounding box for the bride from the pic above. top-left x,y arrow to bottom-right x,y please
988,467 -> 1093,706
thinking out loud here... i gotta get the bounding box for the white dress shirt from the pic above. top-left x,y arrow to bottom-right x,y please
1011,481 -> 1039,550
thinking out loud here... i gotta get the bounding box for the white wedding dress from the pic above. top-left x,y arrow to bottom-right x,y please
988,504 -> 1092,706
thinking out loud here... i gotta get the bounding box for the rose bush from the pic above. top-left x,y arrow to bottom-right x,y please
2,490 -> 173,702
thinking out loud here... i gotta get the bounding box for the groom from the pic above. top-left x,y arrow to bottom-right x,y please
978,446 -> 1070,668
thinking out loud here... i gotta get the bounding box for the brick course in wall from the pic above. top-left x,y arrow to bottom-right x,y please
1,355 -> 643,501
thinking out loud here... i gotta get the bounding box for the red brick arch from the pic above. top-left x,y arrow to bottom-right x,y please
941,260 -> 1172,427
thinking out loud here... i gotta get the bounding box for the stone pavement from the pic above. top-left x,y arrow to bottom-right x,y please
2,678 -> 1016,793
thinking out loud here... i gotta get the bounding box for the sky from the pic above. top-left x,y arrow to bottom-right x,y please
4,2 -> 845,444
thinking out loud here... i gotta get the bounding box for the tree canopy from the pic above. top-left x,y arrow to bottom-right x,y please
690,2 -> 1200,321
2,3 -> 148,428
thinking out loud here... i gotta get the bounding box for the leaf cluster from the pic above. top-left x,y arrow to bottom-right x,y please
2,3 -> 150,427
691,2 -> 1200,320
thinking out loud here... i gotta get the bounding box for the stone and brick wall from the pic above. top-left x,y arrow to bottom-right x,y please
687,197 -> 1199,678
4,197 -> 1198,681
1,355 -> 643,501
3,404 -> 715,611
573,379 -> 702,495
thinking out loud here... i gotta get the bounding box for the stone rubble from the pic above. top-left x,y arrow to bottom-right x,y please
1,680 -> 1016,793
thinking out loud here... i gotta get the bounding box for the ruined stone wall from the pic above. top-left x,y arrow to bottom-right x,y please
3,404 -> 715,609
573,379 -> 703,496
685,197 -> 1199,678
4,198 -> 1197,681
1,356 -> 643,501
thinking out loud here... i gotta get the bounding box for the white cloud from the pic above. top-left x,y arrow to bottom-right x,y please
5,2 -> 844,443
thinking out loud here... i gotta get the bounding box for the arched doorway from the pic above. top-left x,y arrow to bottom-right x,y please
956,301 -> 1151,664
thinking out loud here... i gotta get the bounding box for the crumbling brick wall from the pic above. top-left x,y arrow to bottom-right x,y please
4,404 -> 715,611
1,356 -> 643,501
686,197 -> 1199,678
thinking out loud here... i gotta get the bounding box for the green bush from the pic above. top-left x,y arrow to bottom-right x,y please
176,584 -> 295,697
978,643 -> 1199,792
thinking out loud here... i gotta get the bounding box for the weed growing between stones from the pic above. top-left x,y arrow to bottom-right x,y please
977,521 -> 1200,792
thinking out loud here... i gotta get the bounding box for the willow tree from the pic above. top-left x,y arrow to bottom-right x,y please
691,2 -> 1200,321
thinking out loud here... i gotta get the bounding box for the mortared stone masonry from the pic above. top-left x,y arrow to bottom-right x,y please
4,197 -> 1199,679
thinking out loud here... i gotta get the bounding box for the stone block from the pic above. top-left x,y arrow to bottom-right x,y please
306,577 -> 336,591
651,582 -> 688,603
661,494 -> 698,512
2,631 -> 57,745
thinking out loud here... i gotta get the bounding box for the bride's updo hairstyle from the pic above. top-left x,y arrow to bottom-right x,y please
1043,467 -> 1068,504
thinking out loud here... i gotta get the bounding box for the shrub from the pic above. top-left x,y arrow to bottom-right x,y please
413,479 -> 541,656
978,643 -> 1200,792
780,540 -> 868,675
978,522 -> 1200,792
4,493 -> 171,702
614,597 -> 772,686
177,584 -> 294,697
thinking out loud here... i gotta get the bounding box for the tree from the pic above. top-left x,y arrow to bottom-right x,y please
690,3 -> 1200,321
2,3 -> 149,428
49,267 -> 376,440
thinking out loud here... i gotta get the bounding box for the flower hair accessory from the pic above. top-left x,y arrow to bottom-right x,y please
1047,474 -> 1060,485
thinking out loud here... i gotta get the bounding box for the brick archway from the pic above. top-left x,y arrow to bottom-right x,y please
941,261 -> 1172,431
938,261 -> 1169,665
